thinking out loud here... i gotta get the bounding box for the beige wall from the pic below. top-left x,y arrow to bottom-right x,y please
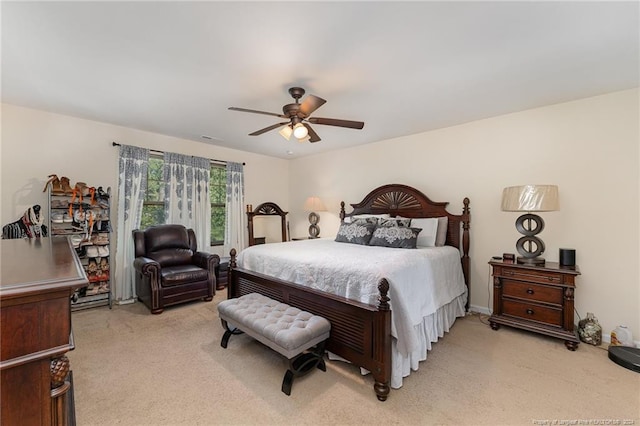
288,89 -> 639,341
2,89 -> 638,341
0,104 -> 290,257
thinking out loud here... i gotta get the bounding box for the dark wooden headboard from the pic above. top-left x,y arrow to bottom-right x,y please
339,183 -> 470,307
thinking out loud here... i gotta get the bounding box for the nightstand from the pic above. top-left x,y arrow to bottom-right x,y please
488,260 -> 581,350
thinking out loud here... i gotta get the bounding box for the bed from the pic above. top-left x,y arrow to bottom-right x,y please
227,184 -> 470,401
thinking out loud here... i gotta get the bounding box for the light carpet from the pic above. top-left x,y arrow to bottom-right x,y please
68,292 -> 640,425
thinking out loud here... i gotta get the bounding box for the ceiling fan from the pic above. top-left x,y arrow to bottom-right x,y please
228,87 -> 364,143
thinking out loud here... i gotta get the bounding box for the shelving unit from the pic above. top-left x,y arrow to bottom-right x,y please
47,185 -> 112,311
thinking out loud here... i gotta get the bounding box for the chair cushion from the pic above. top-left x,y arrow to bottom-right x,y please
149,248 -> 193,267
161,265 -> 209,287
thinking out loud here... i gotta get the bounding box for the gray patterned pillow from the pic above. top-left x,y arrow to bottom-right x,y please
369,226 -> 422,249
351,217 -> 379,226
335,222 -> 376,245
378,218 -> 412,227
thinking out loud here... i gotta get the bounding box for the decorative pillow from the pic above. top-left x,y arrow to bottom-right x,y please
343,213 -> 390,224
410,218 -> 439,247
369,226 -> 422,249
436,217 -> 448,247
350,217 -> 379,226
378,217 -> 412,227
335,222 -> 376,245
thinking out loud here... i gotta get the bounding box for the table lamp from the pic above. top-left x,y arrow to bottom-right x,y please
303,196 -> 326,238
501,185 -> 559,265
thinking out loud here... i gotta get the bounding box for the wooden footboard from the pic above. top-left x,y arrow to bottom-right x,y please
228,249 -> 392,401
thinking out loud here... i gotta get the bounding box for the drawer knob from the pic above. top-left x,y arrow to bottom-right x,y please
526,309 -> 535,315
548,276 -> 554,281
526,288 -> 534,295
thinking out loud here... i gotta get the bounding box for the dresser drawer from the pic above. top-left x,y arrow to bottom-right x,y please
497,267 -> 563,285
502,299 -> 562,327
502,280 -> 563,305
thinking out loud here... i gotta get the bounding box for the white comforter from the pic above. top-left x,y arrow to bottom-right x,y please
237,238 -> 467,357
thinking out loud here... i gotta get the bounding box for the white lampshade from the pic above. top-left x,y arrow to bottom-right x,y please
501,185 -> 559,212
279,125 -> 293,141
303,196 -> 327,212
293,123 -> 309,139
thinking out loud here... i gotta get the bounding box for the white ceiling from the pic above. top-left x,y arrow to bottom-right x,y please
2,1 -> 638,159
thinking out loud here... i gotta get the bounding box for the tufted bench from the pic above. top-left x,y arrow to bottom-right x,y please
218,292 -> 331,396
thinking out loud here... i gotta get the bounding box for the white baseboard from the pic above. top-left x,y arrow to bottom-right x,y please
469,304 -> 490,315
115,298 -> 136,305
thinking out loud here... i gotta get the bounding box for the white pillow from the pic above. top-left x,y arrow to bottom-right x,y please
435,217 -> 448,247
411,217 -> 439,247
343,213 -> 390,224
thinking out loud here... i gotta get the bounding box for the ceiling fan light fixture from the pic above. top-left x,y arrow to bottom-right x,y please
279,125 -> 293,141
293,122 -> 308,139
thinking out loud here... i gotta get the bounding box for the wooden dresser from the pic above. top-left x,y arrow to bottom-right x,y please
488,260 -> 581,350
1,238 -> 87,425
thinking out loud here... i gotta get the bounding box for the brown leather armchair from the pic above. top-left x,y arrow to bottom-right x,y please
133,224 -> 219,314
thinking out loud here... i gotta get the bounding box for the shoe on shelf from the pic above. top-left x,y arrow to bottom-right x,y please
86,284 -> 99,295
73,208 -> 86,223
62,212 -> 73,223
70,235 -> 83,248
100,257 -> 109,271
87,258 -> 98,272
85,246 -> 99,258
94,234 -> 109,245
85,187 -> 96,205
97,246 -> 109,257
97,186 -> 110,200
43,174 -> 64,195
51,212 -> 64,223
60,176 -> 74,195
51,199 -> 68,208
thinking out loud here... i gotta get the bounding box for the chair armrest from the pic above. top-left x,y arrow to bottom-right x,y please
133,256 -> 160,275
193,252 -> 220,272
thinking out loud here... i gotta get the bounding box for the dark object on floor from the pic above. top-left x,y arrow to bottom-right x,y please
215,256 -> 230,290
608,345 -> 640,373
132,224 -> 219,314
218,292 -> 330,396
578,312 -> 602,346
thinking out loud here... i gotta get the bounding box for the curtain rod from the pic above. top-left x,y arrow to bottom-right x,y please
111,142 -> 245,166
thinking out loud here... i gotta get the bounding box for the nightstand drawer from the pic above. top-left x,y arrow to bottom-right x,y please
498,267 -> 563,285
503,280 -> 563,305
503,299 -> 562,327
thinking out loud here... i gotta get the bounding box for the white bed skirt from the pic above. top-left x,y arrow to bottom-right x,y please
328,291 -> 467,389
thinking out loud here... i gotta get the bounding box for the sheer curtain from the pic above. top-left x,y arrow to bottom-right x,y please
114,145 -> 149,303
164,152 -> 211,250
223,162 -> 246,256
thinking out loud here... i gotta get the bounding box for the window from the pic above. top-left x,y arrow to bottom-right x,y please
140,155 -> 226,246
209,165 -> 226,245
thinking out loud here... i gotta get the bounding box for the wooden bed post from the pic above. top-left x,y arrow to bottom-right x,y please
339,201 -> 346,221
373,278 -> 391,401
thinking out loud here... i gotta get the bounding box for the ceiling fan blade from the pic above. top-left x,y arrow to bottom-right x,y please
229,107 -> 287,119
308,117 -> 365,129
304,123 -> 321,143
249,122 -> 289,136
299,95 -> 327,117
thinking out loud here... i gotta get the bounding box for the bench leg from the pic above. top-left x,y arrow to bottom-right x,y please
220,319 -> 243,348
281,340 -> 327,396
